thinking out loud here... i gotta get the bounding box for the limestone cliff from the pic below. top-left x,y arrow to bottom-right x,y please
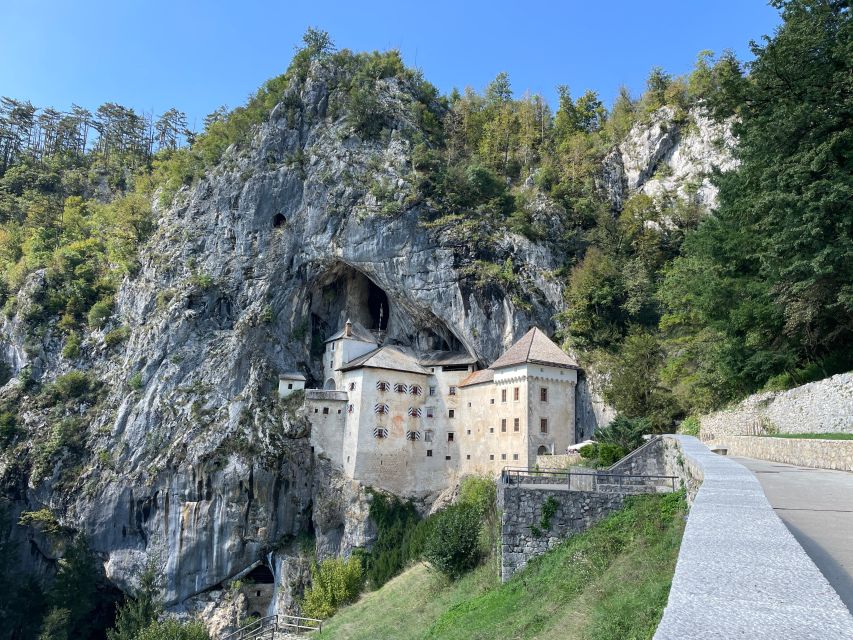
0,57 -> 733,625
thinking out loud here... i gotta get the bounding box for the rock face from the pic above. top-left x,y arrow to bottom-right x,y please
602,106 -> 737,212
0,58 -> 735,623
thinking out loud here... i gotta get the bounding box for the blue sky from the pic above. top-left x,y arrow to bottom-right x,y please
1,1 -> 781,131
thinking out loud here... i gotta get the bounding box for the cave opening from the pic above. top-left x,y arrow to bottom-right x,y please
273,213 -> 286,228
246,564 -> 275,584
366,279 -> 389,331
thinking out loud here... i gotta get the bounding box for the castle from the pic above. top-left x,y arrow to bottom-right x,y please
280,319 -> 581,496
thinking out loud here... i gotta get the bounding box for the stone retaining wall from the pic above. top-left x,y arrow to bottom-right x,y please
653,436 -> 853,639
699,371 -> 853,439
710,435 -> 853,472
498,486 -> 626,582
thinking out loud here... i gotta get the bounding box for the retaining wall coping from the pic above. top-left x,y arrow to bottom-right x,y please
654,435 -> 853,640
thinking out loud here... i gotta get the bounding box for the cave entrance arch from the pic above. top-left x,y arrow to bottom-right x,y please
537,445 -> 550,456
324,378 -> 336,390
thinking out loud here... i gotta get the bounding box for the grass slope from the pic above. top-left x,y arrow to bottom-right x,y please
317,492 -> 686,640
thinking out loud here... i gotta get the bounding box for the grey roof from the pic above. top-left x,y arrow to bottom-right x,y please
324,320 -> 379,344
278,372 -> 306,381
340,346 -> 429,375
305,390 -> 348,402
417,350 -> 477,366
489,328 -> 579,370
459,369 -> 495,387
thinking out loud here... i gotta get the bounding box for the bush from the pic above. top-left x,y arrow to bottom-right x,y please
51,371 -> 92,400
87,298 -> 113,329
579,442 -> 627,468
678,416 -> 700,436
362,492 -> 422,587
61,332 -> 81,360
595,415 -> 651,451
301,556 -> 364,619
128,372 -> 143,391
0,411 -> 19,448
423,503 -> 482,579
104,326 -> 130,348
134,619 -> 209,640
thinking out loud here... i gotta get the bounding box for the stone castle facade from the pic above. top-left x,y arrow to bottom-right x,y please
280,320 -> 581,496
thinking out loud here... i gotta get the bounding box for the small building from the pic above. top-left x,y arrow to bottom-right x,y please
278,372 -> 306,398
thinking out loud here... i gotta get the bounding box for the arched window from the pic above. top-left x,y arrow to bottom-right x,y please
394,383 -> 408,394
376,381 -> 390,392
374,403 -> 389,415
324,378 -> 336,390
537,445 -> 550,455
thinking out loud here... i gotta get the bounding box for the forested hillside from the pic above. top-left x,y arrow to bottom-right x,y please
0,2 -> 849,639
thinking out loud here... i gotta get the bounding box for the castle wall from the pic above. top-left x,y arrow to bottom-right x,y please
306,390 -> 347,467
524,365 -> 578,466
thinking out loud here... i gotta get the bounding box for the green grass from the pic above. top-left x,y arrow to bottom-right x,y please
762,432 -> 853,440
316,492 -> 686,640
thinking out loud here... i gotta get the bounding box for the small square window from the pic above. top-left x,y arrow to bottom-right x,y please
449,386 -> 457,396
448,409 -> 455,419
314,408 -> 318,414
501,418 -> 507,432
445,455 -> 451,460
489,427 -> 494,433
337,409 -> 341,414
501,389 -> 507,403
514,418 -> 519,431
426,449 -> 433,457
466,454 -> 471,460
287,383 -> 293,390
429,386 -> 436,396
501,453 -> 506,460
447,432 -> 454,442
513,453 -> 519,460
466,429 -> 471,435
467,402 -> 471,407
322,407 -> 329,415
426,406 -> 435,418
489,454 -> 494,460
490,398 -> 495,404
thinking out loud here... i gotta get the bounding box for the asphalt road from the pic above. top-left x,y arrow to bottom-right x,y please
733,456 -> 853,612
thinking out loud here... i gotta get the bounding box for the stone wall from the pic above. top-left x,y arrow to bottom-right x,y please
699,371 -> 853,439
711,436 -> 853,472
653,436 -> 853,639
498,485 -> 626,581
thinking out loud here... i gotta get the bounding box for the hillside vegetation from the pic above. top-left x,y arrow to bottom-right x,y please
317,492 -> 686,640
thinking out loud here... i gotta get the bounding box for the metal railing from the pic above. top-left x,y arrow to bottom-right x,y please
222,613 -> 323,640
500,467 -> 678,493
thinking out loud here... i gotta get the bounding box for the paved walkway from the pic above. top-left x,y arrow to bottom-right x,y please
733,456 -> 853,612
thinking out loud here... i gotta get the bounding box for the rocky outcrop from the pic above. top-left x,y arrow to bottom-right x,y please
602,106 -> 737,212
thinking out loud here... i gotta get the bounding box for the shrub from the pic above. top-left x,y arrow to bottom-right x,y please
104,326 -> 130,348
134,619 -> 209,640
595,415 -> 651,451
190,271 -> 214,290
0,411 -> 18,448
301,556 -> 364,619
19,508 -> 62,535
51,371 -> 92,400
579,442 -> 627,468
423,503 -> 482,579
87,298 -> 113,329
678,416 -> 700,436
128,372 -> 143,391
62,332 -> 81,360
362,492 -> 422,587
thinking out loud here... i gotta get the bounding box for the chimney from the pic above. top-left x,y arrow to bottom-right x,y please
344,319 -> 352,338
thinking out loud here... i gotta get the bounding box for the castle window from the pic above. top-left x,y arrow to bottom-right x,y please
445,455 -> 451,460
373,427 -> 388,439
406,430 -> 421,441
514,418 -> 519,431
374,403 -> 389,415
448,409 -> 455,419
424,430 -> 434,442
408,406 -> 422,417
447,432 -> 454,442
448,386 -> 457,396
337,409 -> 341,414
489,454 -> 494,460
410,385 -> 423,396
429,386 -> 436,396
501,389 -> 507,403
513,453 -> 519,460
349,382 -> 356,391
490,398 -> 495,404
466,429 -> 471,435
467,402 -> 471,407
501,419 -> 506,433
394,383 -> 408,394
331,343 -> 335,351
540,418 -> 548,433
287,383 -> 293,390
314,408 -> 318,414
540,387 -> 548,402
348,404 -> 354,413
513,387 -> 519,401
466,454 -> 471,460
426,406 -> 434,418
377,381 -> 390,392
501,453 -> 506,460
426,449 -> 433,457
489,427 -> 494,433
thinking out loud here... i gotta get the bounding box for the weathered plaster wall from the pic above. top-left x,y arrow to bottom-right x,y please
710,436 -> 853,472
699,372 -> 853,440
498,485 -> 626,581
653,436 -> 853,639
